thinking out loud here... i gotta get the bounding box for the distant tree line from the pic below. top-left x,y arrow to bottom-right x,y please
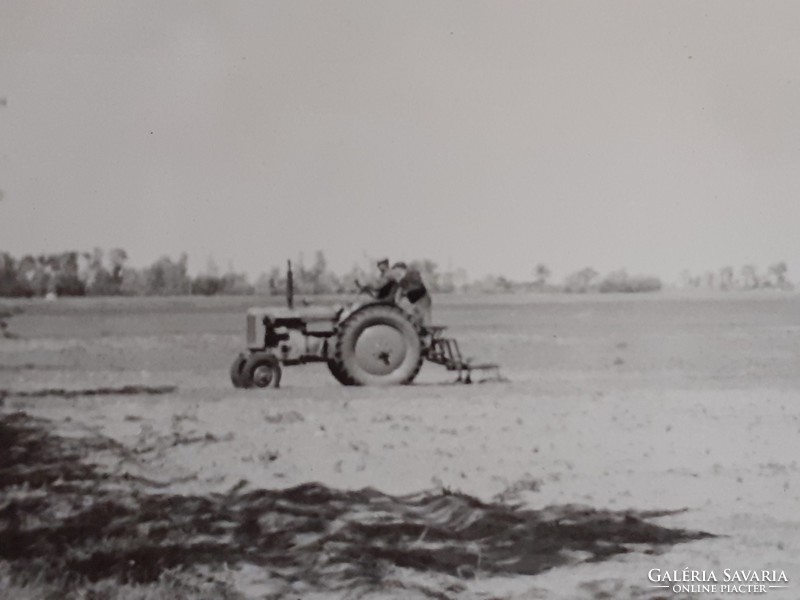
1,249 -> 130,297
0,249 -> 254,298
678,262 -> 792,291
0,249 -> 473,298
0,248 -> 791,298
560,268 -> 663,294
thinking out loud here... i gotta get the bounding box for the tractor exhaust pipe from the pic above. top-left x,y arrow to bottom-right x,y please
286,259 -> 294,309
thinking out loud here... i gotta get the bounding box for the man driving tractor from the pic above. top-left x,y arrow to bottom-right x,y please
371,258 -> 398,301
357,259 -> 432,328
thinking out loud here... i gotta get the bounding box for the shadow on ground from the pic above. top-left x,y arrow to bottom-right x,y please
0,411 -> 711,594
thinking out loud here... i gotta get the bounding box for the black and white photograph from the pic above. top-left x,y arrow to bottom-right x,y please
1,2 -> 798,598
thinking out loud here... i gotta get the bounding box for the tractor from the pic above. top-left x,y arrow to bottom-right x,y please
229,263 -> 500,388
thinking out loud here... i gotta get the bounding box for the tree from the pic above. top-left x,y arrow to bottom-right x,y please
718,266 -> 735,291
467,274 -> 516,293
598,269 -> 629,293
306,250 -> 338,294
144,254 -> 190,295
16,255 -> 47,296
119,267 -> 146,296
53,252 -> 85,296
768,261 -> 789,289
410,259 -> 442,292
563,267 -> 599,293
191,275 -> 223,296
253,272 -> 273,296
701,271 -> 717,290
219,272 -> 254,295
534,263 -> 551,287
108,248 -> 127,285
598,269 -> 661,293
192,257 -> 223,296
740,265 -> 759,290
339,262 -> 373,294
679,270 -> 694,289
0,253 -> 33,297
84,248 -> 123,296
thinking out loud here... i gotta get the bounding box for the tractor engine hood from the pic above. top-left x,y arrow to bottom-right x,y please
247,306 -> 342,323
246,305 -> 341,350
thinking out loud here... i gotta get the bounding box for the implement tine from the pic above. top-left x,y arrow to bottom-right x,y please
450,338 -> 473,383
448,341 -> 464,382
421,330 -> 504,384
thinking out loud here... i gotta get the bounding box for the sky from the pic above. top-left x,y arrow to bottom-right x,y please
2,1 -> 800,282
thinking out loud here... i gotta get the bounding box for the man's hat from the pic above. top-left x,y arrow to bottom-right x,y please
376,258 -> 389,268
392,261 -> 407,269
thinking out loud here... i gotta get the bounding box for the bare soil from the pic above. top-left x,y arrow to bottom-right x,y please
1,292 -> 799,599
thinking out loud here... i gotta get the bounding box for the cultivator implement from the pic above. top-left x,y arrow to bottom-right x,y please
422,326 -> 502,384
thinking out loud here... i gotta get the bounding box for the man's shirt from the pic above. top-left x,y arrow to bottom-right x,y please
371,273 -> 397,300
397,269 -> 428,303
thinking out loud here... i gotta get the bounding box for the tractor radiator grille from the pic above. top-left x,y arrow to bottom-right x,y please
246,314 -> 257,346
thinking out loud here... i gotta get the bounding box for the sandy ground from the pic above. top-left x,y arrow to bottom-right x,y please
2,292 -> 800,599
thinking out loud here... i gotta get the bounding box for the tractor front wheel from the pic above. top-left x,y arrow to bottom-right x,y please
240,352 -> 282,389
230,354 -> 247,388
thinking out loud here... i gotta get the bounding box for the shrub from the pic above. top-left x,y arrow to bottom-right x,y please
598,270 -> 662,293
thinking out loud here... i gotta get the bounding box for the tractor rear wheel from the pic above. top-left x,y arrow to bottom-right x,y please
327,359 -> 356,385
240,352 -> 282,389
334,304 -> 422,386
